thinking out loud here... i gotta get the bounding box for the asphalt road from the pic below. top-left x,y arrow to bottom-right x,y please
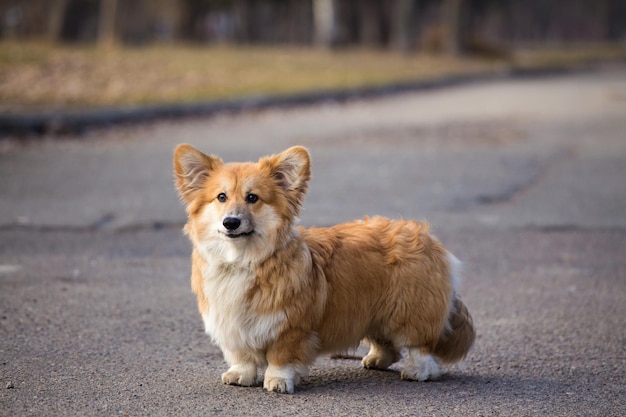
1,68 -> 625,416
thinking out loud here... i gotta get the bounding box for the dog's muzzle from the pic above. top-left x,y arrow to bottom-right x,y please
222,216 -> 254,238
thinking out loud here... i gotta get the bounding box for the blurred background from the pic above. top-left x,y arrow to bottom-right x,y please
2,0 -> 626,50
1,0 -> 625,112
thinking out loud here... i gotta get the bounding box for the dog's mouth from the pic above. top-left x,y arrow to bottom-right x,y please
223,230 -> 254,239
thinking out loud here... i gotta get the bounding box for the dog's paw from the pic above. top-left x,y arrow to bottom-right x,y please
263,377 -> 294,394
362,341 -> 399,370
400,351 -> 442,382
400,365 -> 441,381
362,354 -> 389,369
362,352 -> 396,370
263,364 -> 304,394
221,365 -> 258,387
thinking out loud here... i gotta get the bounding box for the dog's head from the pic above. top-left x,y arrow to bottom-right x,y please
174,144 -> 310,263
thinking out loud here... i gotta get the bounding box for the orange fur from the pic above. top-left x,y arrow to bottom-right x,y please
173,144 -> 475,393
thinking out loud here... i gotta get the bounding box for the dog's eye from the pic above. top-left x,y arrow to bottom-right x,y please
217,193 -> 227,203
245,193 -> 259,204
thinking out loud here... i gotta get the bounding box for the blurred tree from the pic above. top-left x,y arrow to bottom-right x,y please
313,0 -> 338,48
1,0 -> 624,47
60,0 -> 99,42
443,0 -> 464,55
47,0 -> 68,42
359,0 -> 389,47
98,0 -> 117,47
391,0 -> 417,53
608,0 -> 626,40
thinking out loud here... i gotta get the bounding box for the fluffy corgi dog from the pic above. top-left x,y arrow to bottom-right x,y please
174,144 -> 475,394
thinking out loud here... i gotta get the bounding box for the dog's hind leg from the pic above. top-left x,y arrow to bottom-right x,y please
400,347 -> 442,381
362,338 -> 400,370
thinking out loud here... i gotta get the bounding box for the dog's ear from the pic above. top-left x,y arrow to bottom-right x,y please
173,144 -> 223,206
262,146 -> 311,215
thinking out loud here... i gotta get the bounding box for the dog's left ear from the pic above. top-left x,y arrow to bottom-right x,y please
262,146 -> 311,215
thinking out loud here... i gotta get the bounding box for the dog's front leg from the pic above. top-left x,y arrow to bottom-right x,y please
263,363 -> 307,394
221,349 -> 259,387
263,329 -> 318,394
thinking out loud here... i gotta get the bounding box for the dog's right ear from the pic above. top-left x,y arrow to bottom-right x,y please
173,144 -> 223,206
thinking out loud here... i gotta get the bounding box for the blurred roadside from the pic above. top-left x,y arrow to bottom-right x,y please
1,0 -> 625,135
1,41 -> 624,137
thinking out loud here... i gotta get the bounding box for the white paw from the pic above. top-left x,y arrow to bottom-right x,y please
221,364 -> 258,386
400,351 -> 442,382
263,377 -> 294,394
263,364 -> 304,394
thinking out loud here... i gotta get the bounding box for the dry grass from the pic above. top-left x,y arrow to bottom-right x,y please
0,41 -> 504,111
513,43 -> 626,69
0,41 -> 624,112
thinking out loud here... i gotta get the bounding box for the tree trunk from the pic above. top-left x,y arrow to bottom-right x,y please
312,0 -> 338,48
47,0 -> 68,42
98,0 -> 118,47
391,0 -> 416,53
360,0 -> 383,47
443,0 -> 464,55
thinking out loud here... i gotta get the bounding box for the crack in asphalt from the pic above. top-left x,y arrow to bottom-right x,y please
453,147 -> 575,210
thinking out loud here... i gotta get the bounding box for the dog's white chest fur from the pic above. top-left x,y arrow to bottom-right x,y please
201,259 -> 286,354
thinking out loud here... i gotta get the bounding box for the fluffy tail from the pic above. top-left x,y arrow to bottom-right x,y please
433,297 -> 475,364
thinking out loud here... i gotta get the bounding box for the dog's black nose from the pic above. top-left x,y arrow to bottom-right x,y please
223,217 -> 241,231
